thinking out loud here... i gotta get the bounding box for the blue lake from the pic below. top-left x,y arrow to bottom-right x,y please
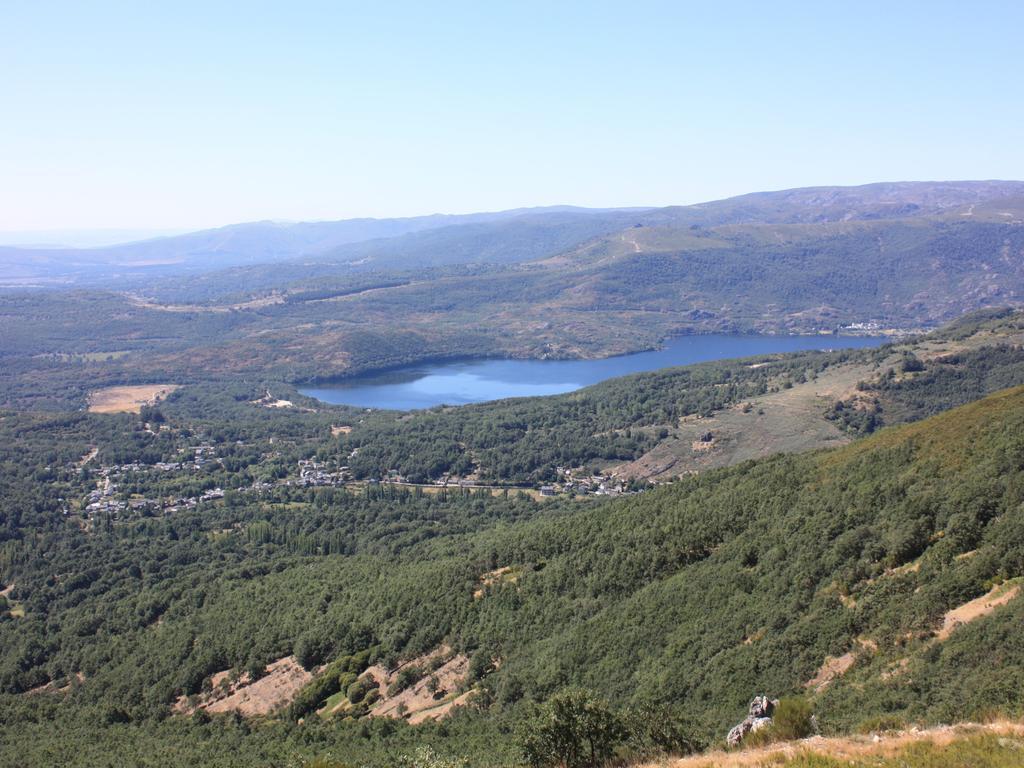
300,334 -> 888,411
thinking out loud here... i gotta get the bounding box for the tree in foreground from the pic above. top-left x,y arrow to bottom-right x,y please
519,689 -> 627,768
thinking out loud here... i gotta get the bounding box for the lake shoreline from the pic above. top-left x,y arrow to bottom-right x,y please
301,333 -> 890,411
302,329 -> 903,387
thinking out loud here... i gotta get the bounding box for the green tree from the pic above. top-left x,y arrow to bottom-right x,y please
520,689 -> 626,768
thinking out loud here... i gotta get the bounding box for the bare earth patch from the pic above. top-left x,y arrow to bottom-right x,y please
936,581 -> 1020,641
473,566 -> 518,599
1,583 -> 24,617
76,447 -> 99,468
88,384 -> 179,414
26,672 -> 84,696
251,389 -> 316,412
805,652 -> 857,693
174,656 -> 312,717
349,646 -> 473,724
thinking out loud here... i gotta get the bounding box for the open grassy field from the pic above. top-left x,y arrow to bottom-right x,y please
87,384 -> 179,413
611,324 -> 1024,481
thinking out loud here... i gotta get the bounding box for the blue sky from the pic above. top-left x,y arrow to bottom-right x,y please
2,1 -> 1022,231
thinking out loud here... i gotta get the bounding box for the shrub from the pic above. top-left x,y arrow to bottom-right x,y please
856,714 -> 907,734
771,697 -> 815,741
901,353 -> 926,373
519,689 -> 626,768
337,671 -> 358,692
395,746 -> 468,768
304,760 -> 355,768
743,697 -> 814,748
623,704 -> 702,758
347,676 -> 377,704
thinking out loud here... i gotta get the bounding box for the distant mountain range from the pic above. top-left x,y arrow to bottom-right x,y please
0,206 -> 645,288
4,181 -> 1023,289
3,180 -> 1024,407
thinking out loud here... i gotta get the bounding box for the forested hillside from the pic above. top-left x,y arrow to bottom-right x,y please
1,312 -> 1024,766
2,183 -> 1024,411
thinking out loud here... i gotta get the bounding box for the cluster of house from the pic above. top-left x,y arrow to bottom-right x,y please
76,442 -> 642,524
841,321 -> 882,332
82,473 -> 228,519
78,444 -> 227,520
551,467 -> 627,496
78,451 -> 357,522
84,444 -> 221,478
289,459 -> 352,487
83,475 -> 123,516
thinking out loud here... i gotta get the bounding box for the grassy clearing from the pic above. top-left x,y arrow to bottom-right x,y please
87,384 -> 179,413
317,689 -> 348,716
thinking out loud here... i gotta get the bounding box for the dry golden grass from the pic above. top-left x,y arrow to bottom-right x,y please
174,656 -> 312,717
650,720 -> 1024,768
935,580 -> 1020,641
87,384 -> 179,413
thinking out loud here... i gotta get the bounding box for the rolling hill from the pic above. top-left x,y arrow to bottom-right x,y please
0,205 -> 642,289
1,312 -> 1023,766
3,183 -> 1024,411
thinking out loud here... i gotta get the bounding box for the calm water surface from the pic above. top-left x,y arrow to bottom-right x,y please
300,334 -> 886,410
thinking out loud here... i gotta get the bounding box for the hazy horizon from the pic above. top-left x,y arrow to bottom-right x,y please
4,1 -> 1023,231
4,178 -> 1023,249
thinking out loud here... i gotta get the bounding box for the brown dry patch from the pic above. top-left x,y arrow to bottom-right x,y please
76,447 -> 99,468
658,720 -> 1024,768
805,652 -> 857,693
885,559 -> 921,577
406,689 -> 476,725
806,638 -> 876,692
742,629 -> 765,646
88,384 -> 179,414
358,647 -> 472,723
175,656 -> 312,717
936,581 -> 1020,641
2,583 -> 25,617
858,637 -> 878,653
26,672 -> 84,696
614,452 -> 679,479
331,425 -> 353,436
473,566 -> 519,599
611,356 -> 882,481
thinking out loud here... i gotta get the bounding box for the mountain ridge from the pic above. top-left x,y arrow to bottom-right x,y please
4,181 -> 1023,289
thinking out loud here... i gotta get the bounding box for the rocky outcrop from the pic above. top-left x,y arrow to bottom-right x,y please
726,695 -> 780,747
